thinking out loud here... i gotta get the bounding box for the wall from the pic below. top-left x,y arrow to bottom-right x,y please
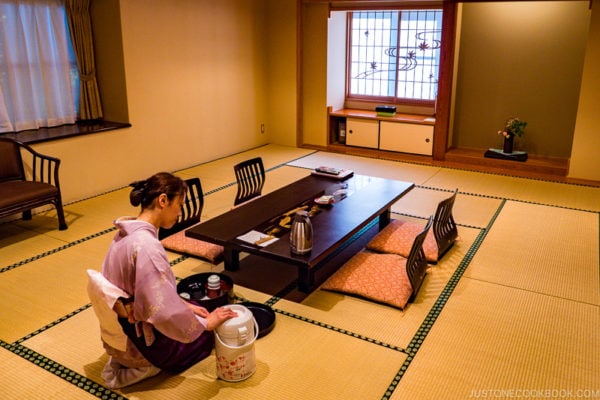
453,1 -> 590,158
302,2 -> 329,147
327,11 -> 347,112
92,0 -> 129,123
569,0 -> 600,181
265,0 -> 298,147
30,0 -> 294,204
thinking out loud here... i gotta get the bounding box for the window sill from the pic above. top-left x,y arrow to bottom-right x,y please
0,120 -> 131,145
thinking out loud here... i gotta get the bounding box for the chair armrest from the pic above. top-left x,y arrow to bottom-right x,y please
19,141 -> 62,188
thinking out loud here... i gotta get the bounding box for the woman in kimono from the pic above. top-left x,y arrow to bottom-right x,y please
94,172 -> 237,388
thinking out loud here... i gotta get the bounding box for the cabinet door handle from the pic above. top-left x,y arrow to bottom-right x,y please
349,130 -> 353,134
425,138 -> 430,143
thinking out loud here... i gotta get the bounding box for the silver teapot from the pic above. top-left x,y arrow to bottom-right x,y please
290,210 -> 312,255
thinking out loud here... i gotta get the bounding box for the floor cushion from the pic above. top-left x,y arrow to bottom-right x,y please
366,219 -> 439,263
321,251 -> 413,310
161,226 -> 224,264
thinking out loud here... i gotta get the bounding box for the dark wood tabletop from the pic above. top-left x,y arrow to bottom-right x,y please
186,173 -> 414,291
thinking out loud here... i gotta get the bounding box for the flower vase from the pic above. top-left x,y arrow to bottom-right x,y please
503,135 -> 514,154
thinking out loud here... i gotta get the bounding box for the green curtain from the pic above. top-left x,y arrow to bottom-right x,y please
65,0 -> 103,121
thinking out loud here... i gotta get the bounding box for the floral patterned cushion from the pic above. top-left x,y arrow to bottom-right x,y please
366,220 -> 439,263
161,226 -> 224,264
321,251 -> 413,310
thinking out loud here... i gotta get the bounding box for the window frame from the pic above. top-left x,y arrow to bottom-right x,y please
344,5 -> 443,109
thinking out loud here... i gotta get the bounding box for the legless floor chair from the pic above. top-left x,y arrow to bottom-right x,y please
321,216 -> 433,310
159,177 -> 224,263
366,189 -> 458,264
233,157 -> 265,206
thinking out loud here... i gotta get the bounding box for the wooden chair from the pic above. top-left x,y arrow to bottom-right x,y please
405,215 -> 433,300
158,177 -> 203,240
233,157 -> 265,206
0,138 -> 67,230
432,188 -> 458,260
159,177 -> 224,263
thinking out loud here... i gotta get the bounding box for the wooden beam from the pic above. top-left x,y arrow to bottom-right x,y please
432,0 -> 457,160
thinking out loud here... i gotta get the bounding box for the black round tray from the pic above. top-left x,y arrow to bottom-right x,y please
240,301 -> 276,338
177,273 -> 234,311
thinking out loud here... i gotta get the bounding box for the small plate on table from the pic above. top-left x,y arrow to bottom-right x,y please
314,195 -> 334,205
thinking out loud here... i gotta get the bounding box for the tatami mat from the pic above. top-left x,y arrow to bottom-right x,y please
289,150 -> 600,212
466,201 -> 599,304
391,187 -> 501,229
2,146 -> 599,399
274,224 -> 479,349
0,346 -> 99,399
287,151 -> 441,185
393,279 -> 600,399
0,223 -> 68,267
422,168 -> 600,212
23,307 -> 406,400
177,144 -> 314,182
0,234 -> 112,343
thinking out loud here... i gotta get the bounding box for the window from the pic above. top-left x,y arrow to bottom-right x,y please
0,0 -> 79,133
347,9 -> 442,106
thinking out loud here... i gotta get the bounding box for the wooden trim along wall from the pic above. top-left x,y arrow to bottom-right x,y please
432,0 -> 457,161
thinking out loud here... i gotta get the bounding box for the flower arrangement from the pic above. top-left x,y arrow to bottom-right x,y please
498,117 -> 527,139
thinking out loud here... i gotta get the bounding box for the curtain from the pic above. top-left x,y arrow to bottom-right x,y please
65,0 -> 102,121
0,0 -> 77,132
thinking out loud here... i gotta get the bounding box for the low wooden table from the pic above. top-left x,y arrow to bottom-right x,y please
186,174 -> 414,292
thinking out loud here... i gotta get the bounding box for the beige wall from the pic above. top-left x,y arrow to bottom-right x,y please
453,1 -> 590,158
31,0 -> 299,204
302,2 -> 329,147
266,0 -> 298,148
92,0 -> 129,123
569,0 -> 600,181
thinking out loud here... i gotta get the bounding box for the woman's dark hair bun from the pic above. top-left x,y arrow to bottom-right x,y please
129,180 -> 148,207
128,173 -> 185,209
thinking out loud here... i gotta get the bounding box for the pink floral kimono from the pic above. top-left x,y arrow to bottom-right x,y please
93,217 -> 213,387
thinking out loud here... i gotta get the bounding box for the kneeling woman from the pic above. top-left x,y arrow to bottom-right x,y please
94,172 -> 237,388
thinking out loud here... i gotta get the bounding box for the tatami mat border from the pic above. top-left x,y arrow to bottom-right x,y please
11,255 -> 189,346
15,304 -> 91,345
1,227 -> 117,274
1,340 -> 124,400
417,184 -> 599,214
201,156 -> 312,196
8,147 -> 591,399
378,200 -> 504,400
0,255 -> 192,398
329,150 -> 600,189
272,308 -> 409,354
287,152 -> 600,212
0,155 -> 301,274
390,210 -> 485,231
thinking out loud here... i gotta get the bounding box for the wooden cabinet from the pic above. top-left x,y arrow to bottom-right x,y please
345,118 -> 379,149
379,121 -> 433,156
328,109 -> 435,156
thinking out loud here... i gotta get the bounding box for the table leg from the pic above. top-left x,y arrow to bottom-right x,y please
379,208 -> 391,230
297,267 -> 314,293
223,248 -> 240,271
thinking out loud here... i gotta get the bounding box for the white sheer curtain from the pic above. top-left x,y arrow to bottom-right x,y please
0,0 -> 78,133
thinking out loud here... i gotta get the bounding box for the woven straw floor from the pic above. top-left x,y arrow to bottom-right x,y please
1,144 -> 598,399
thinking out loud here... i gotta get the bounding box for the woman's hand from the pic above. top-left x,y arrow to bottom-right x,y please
185,301 -> 210,318
205,306 -> 238,331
